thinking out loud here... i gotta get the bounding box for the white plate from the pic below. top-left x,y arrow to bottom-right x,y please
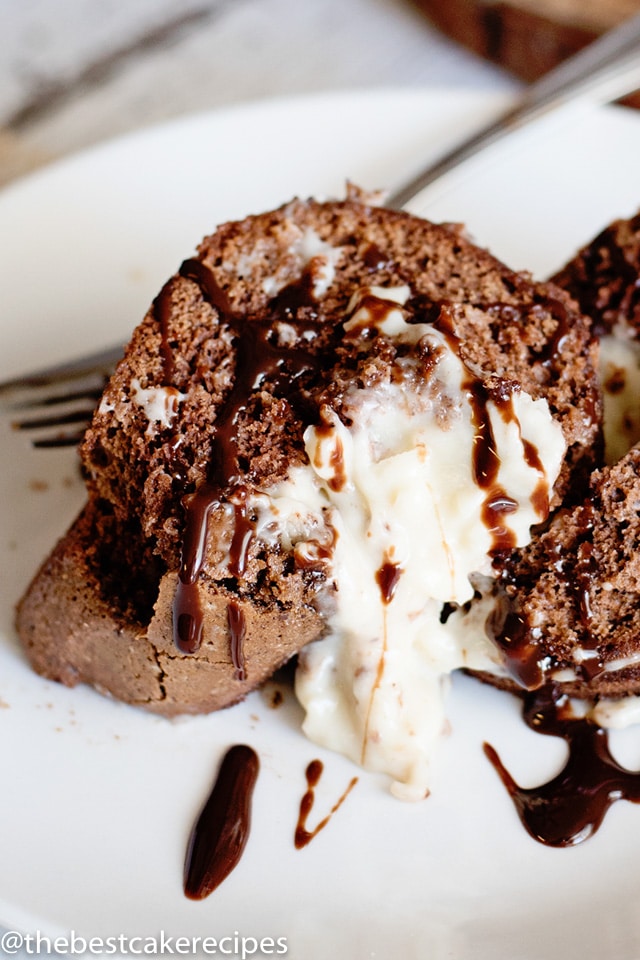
2,89 -> 640,960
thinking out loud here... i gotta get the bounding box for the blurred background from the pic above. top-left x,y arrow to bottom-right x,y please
1,0 -> 635,189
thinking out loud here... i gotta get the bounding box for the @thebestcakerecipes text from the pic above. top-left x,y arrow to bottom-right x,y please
0,930 -> 288,958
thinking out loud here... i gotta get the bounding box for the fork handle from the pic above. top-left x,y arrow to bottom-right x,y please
388,12 -> 640,209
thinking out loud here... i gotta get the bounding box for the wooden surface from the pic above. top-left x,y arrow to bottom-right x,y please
0,0 -> 518,189
413,0 -> 640,81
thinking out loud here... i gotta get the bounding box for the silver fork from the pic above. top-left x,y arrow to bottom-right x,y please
4,10 -> 640,448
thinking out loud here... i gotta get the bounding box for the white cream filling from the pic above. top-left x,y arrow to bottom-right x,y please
248,285 -> 566,799
591,695 -> 640,729
295,227 -> 342,298
130,379 -> 186,436
261,226 -> 342,299
599,334 -> 640,464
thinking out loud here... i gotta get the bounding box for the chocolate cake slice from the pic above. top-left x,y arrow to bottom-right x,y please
16,193 -> 600,724
552,210 -> 640,464
466,209 -> 640,703
552,210 -> 640,339
475,443 -> 640,700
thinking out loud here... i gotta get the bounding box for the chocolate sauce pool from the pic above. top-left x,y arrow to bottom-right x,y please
485,686 -> 640,846
183,745 -> 359,899
183,685 -> 640,902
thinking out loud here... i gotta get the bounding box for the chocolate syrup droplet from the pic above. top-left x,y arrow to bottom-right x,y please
295,760 -> 358,849
227,600 -> 247,682
363,243 -> 391,272
485,686 -> 640,847
184,745 -> 259,899
376,560 -> 402,605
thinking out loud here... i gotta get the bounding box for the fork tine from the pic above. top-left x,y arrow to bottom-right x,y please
0,345 -> 122,394
3,374 -> 108,412
0,346 -> 121,449
15,407 -> 98,432
8,392 -> 102,448
12,384 -> 106,409
29,429 -> 91,449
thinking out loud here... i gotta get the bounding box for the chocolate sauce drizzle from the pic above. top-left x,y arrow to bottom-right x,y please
184,744 -> 259,899
521,438 -> 550,518
484,686 -> 640,847
313,416 -> 347,492
294,759 -> 358,849
430,304 -> 548,555
160,259 -> 325,656
466,379 -> 520,554
154,277 -> 186,386
362,243 -> 392,273
573,527 -> 604,681
164,281 -> 555,658
485,594 -> 544,689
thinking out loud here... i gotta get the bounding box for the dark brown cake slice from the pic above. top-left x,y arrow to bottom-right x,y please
552,210 -> 640,338
477,443 -> 640,699
16,193 -> 600,716
471,209 -> 640,701
551,210 -> 640,465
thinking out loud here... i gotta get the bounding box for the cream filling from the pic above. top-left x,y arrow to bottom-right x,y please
251,285 -> 565,799
599,334 -> 640,464
261,226 -> 343,299
591,695 -> 640,729
129,379 -> 186,436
